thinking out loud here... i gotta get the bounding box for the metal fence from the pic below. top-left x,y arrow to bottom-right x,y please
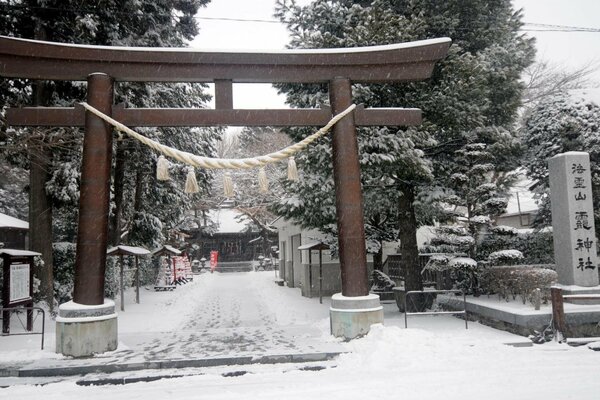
0,306 -> 46,349
383,253 -> 451,287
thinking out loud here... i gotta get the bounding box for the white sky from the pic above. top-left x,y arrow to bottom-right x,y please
190,0 -> 600,109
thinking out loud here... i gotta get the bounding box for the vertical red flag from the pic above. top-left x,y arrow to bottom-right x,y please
210,251 -> 218,273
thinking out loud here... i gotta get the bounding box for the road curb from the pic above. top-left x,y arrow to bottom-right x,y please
8,352 -> 342,378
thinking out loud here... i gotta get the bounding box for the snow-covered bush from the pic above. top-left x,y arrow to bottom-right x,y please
477,229 -> 554,265
422,225 -> 474,255
104,257 -> 120,300
422,255 -> 480,295
480,265 -> 557,305
53,242 -> 76,304
422,254 -> 450,272
490,225 -> 518,235
447,257 -> 480,295
370,270 -> 396,292
488,250 -> 524,266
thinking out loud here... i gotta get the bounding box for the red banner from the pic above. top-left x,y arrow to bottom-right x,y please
210,251 -> 218,272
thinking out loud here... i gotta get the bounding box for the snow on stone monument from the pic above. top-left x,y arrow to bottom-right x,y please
549,152 -> 599,287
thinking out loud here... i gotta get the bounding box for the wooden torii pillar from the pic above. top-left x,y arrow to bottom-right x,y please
0,35 -> 450,346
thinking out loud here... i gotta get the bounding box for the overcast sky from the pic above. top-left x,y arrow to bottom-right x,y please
190,0 -> 600,109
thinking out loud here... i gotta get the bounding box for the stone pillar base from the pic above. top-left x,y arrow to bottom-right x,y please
330,293 -> 383,340
56,299 -> 118,357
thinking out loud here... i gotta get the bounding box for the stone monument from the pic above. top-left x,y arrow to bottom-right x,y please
549,152 -> 600,294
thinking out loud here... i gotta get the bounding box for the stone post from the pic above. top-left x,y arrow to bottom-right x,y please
549,152 -> 600,287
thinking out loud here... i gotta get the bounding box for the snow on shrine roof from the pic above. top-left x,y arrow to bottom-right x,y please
107,245 -> 151,256
208,208 -> 250,234
0,213 -> 29,230
501,175 -> 538,216
0,249 -> 41,257
152,245 -> 182,256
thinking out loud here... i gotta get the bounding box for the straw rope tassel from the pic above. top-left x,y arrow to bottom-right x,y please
223,172 -> 234,197
258,167 -> 268,193
185,167 -> 200,194
287,157 -> 298,181
156,155 -> 170,181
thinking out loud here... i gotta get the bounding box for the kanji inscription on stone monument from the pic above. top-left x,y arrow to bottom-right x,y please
549,152 -> 600,286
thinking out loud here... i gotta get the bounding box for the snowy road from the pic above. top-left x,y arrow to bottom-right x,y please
124,271 -> 339,360
2,271 -> 600,399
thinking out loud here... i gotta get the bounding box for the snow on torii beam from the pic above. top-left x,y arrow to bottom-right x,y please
0,35 -> 451,304
0,35 -> 449,83
2,35 -> 451,127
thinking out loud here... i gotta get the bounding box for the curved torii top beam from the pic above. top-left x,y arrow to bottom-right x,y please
0,35 -> 451,83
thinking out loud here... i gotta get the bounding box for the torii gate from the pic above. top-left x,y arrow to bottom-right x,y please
0,35 -> 450,355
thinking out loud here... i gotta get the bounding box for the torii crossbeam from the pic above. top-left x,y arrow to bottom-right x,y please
0,35 -> 450,350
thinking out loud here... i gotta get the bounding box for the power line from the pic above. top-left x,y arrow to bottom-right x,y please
0,3 -> 599,32
522,22 -> 600,33
197,16 -> 280,24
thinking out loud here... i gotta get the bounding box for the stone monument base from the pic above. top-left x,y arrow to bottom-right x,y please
56,299 -> 118,357
330,293 -> 383,340
557,284 -> 600,305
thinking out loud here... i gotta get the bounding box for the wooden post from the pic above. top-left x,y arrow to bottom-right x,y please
120,254 -> 124,312
73,73 -> 114,305
308,250 -> 313,297
27,255 -> 34,331
2,254 -> 9,334
172,256 -> 177,283
319,249 -> 323,304
551,287 -> 566,341
329,77 -> 368,297
135,256 -> 140,304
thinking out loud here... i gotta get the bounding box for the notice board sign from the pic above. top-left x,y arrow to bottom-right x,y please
9,263 -> 31,303
1,249 -> 40,334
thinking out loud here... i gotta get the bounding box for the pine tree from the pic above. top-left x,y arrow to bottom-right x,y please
274,0 -> 534,291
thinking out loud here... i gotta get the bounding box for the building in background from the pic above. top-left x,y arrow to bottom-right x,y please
0,212 -> 28,249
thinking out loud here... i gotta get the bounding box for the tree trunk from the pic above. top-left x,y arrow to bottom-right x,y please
27,13 -> 55,311
29,82 -> 54,311
398,184 -> 422,292
134,168 -> 143,208
109,140 -> 126,245
373,244 -> 383,272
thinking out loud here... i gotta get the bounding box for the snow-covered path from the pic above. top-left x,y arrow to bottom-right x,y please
0,271 -> 342,371
123,271 -> 339,360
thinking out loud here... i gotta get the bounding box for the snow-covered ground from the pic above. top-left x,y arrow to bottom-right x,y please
1,271 -> 600,398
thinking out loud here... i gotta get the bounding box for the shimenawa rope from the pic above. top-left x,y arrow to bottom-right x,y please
79,102 -> 356,170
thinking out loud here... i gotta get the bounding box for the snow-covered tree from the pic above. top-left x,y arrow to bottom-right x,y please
522,94 -> 600,233
274,0 -> 535,291
435,127 -> 521,257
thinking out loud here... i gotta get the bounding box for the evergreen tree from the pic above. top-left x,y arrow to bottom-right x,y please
0,0 -> 215,307
522,94 -> 600,233
274,0 -> 534,291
